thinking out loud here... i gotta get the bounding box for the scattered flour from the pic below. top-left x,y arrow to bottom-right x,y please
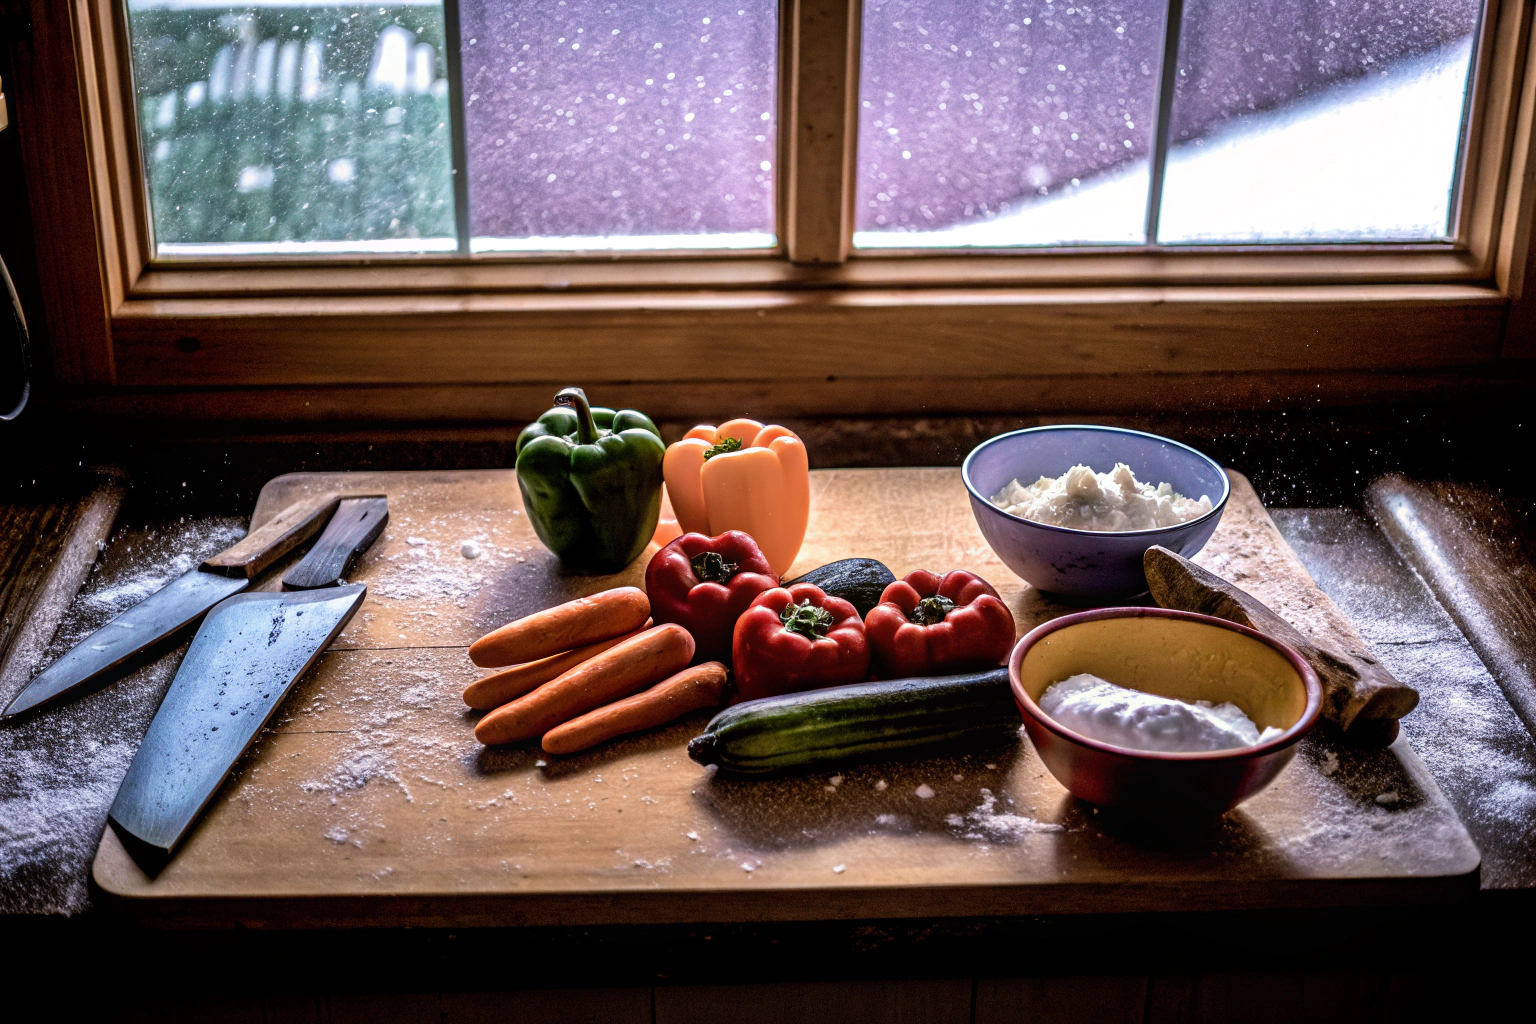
954,788 -> 1064,843
0,516 -> 246,914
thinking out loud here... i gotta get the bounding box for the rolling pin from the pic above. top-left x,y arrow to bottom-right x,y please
1144,545 -> 1418,746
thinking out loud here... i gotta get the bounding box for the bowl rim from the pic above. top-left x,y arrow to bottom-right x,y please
961,424 -> 1233,538
1008,606 -> 1324,762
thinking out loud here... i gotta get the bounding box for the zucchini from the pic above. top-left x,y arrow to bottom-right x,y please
783,557 -> 896,619
687,667 -> 1019,775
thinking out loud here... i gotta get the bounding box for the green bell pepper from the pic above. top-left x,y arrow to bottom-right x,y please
515,387 -> 666,573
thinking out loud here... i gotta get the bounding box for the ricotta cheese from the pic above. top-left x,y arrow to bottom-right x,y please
990,462 -> 1212,531
1039,673 -> 1283,753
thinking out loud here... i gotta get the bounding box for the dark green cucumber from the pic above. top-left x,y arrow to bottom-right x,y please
783,557 -> 896,619
687,667 -> 1019,775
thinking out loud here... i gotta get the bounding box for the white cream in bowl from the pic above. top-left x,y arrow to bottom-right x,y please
1040,673 -> 1283,753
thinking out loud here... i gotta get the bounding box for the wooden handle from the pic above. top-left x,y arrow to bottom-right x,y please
1144,545 -> 1419,742
281,497 -> 389,589
202,493 -> 345,579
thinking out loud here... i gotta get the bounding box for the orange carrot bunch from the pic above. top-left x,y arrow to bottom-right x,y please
465,587 -> 727,754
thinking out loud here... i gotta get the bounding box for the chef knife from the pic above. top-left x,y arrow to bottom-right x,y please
108,584 -> 367,872
1,491 -> 350,721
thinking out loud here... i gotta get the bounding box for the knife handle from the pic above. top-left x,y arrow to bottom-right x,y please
202,492 -> 343,578
282,497 -> 389,589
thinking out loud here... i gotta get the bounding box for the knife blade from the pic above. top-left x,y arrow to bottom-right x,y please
0,491 -> 346,722
108,584 -> 367,872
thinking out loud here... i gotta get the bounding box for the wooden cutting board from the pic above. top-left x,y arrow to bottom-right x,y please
93,469 -> 1478,927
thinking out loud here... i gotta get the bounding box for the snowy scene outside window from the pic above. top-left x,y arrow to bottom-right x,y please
126,0 -> 776,255
125,0 -> 1484,258
458,0 -> 778,251
127,1 -> 458,255
854,0 -> 1483,248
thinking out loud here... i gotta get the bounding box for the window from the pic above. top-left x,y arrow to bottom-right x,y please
854,0 -> 1483,249
458,0 -> 778,252
855,0 -> 1165,247
124,0 -> 780,257
126,2 -> 458,255
123,0 -> 1487,259
11,0 -> 1536,406
1156,0 -> 1481,244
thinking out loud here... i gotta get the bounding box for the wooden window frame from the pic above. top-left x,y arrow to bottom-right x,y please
10,0 -> 1536,423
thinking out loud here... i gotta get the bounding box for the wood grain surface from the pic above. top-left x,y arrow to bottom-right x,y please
92,468 -> 1478,926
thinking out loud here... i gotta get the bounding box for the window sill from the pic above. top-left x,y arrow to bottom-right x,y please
128,247 -> 1487,300
105,281 -> 1508,412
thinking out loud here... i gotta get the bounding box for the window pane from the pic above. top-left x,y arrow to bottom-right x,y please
458,1 -> 778,252
1157,0 -> 1482,243
854,1 -> 1167,249
126,2 -> 456,256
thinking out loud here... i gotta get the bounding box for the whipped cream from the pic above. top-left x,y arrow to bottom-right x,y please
1039,673 -> 1283,753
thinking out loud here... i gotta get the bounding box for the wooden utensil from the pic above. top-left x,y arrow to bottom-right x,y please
1144,545 -> 1418,745
282,496 -> 389,589
202,491 -> 345,578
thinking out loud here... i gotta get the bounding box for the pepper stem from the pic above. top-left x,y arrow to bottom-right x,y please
704,436 -> 743,460
691,551 -> 740,584
554,387 -> 599,445
910,595 -> 955,626
781,600 -> 835,640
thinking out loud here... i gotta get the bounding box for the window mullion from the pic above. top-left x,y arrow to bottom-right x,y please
1143,0 -> 1186,247
785,0 -> 862,265
442,0 -> 472,256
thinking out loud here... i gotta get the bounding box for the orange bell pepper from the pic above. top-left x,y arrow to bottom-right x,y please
651,485 -> 683,548
662,419 -> 810,577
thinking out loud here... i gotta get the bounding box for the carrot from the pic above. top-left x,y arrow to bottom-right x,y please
469,586 -> 650,668
474,624 -> 695,746
542,662 -> 728,755
462,623 -> 650,711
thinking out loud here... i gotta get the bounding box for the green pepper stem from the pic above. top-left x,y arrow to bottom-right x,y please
554,387 -> 599,445
691,551 -> 740,584
781,600 -> 835,640
909,595 -> 955,626
704,436 -> 743,460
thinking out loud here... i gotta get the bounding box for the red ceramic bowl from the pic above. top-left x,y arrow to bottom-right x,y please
1009,607 -> 1322,815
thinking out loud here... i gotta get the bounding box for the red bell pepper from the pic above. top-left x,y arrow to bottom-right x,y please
645,531 -> 779,663
864,570 -> 1016,678
731,584 -> 870,703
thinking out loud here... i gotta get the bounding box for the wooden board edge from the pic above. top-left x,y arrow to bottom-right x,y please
89,827 -> 1480,930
